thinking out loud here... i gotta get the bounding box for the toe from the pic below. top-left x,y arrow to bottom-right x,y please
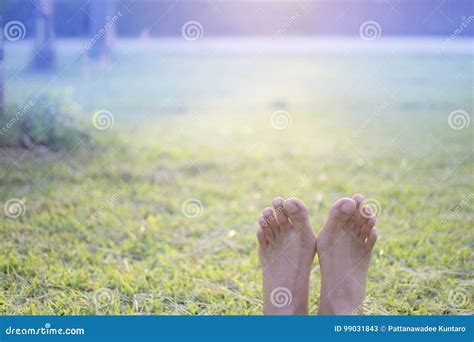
326,197 -> 356,229
360,205 -> 375,219
352,194 -> 365,220
259,215 -> 274,242
256,226 -> 267,248
263,207 -> 280,236
352,194 -> 365,205
365,227 -> 378,252
359,216 -> 376,243
272,197 -> 292,229
284,198 -> 312,231
352,194 -> 366,234
353,203 -> 370,236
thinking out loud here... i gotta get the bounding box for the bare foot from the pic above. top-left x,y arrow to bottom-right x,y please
257,197 -> 317,315
317,194 -> 378,315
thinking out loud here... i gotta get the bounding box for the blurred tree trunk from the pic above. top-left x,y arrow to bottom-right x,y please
88,0 -> 118,64
0,28 -> 4,115
31,0 -> 55,71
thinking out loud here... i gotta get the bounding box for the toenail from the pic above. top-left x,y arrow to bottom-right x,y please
340,200 -> 355,214
272,198 -> 284,207
263,208 -> 273,216
284,200 -> 298,213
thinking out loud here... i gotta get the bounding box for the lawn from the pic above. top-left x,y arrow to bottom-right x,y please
1,38 -> 472,315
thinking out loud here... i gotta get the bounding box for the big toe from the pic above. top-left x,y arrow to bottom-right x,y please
326,197 -> 356,228
284,198 -> 312,230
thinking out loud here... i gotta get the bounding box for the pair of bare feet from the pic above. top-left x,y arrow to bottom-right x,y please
257,194 -> 378,315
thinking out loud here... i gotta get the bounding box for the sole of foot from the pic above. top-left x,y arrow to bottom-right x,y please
317,194 -> 378,315
257,197 -> 317,315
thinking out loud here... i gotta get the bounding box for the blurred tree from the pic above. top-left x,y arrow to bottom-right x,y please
0,29 -> 4,114
0,2 -> 6,115
31,0 -> 55,71
88,0 -> 118,63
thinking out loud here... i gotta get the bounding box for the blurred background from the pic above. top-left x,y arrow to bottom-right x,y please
0,0 -> 472,315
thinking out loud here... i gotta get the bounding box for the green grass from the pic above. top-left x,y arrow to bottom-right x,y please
1,38 -> 473,315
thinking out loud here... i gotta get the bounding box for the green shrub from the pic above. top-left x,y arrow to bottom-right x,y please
21,94 -> 88,150
0,109 -> 22,147
0,93 -> 120,152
